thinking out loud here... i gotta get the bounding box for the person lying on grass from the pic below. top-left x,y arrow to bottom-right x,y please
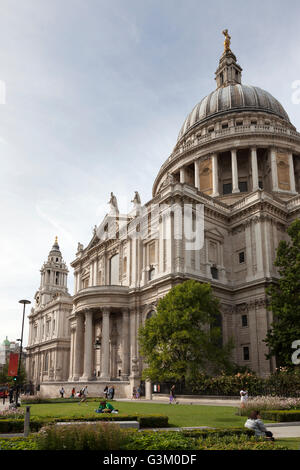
95,400 -> 119,414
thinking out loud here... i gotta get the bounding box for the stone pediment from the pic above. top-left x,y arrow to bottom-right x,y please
205,227 -> 224,240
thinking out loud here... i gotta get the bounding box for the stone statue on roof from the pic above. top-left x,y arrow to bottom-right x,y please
108,192 -> 119,213
131,191 -> 141,206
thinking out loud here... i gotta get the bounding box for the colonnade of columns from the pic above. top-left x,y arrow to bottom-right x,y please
71,307 -> 132,382
178,147 -> 297,196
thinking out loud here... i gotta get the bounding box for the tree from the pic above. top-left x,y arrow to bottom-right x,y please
138,280 -> 233,384
264,219 -> 300,368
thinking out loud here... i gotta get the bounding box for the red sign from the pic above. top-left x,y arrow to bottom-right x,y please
8,353 -> 19,376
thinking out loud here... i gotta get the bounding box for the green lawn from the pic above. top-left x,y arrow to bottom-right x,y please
23,400 -> 250,428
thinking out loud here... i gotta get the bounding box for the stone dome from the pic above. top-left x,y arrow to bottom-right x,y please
178,84 -> 290,141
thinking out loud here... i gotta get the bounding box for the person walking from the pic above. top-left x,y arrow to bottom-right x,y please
169,384 -> 178,404
2,388 -> 7,405
9,387 -> 14,404
79,386 -> 88,405
70,387 -> 75,398
108,385 -> 115,400
59,387 -> 65,398
240,389 -> 248,409
103,385 -> 108,399
132,387 -> 137,399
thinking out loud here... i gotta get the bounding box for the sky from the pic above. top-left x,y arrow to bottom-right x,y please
0,0 -> 300,347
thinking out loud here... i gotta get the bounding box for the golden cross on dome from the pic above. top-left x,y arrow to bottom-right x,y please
222,29 -> 231,52
55,236 -> 58,244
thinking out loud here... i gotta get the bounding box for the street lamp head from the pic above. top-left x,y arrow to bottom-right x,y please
19,300 -> 31,305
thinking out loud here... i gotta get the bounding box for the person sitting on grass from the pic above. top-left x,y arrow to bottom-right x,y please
244,410 -> 275,441
95,400 -> 118,414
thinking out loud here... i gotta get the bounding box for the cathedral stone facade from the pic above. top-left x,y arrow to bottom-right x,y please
26,36 -> 300,398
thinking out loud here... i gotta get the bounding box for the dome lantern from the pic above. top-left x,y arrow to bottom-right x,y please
215,29 -> 242,88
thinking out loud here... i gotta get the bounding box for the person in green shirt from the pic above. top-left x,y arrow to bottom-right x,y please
95,401 -> 119,413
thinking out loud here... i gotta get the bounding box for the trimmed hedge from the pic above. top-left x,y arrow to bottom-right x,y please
181,427 -> 255,438
0,427 -> 288,451
260,410 -> 300,422
21,397 -> 103,404
0,414 -> 168,433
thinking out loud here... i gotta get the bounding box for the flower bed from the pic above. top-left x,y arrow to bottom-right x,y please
238,396 -> 300,416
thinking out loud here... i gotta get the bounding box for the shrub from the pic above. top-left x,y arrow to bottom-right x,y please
36,422 -> 129,450
0,414 -> 168,433
0,436 -> 38,450
137,415 -> 168,428
187,368 -> 300,397
260,410 -> 300,422
21,396 -> 103,404
0,417 -> 45,434
121,431 -> 197,450
196,434 -> 288,450
181,427 -> 254,439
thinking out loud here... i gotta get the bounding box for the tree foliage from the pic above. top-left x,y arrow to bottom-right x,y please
264,219 -> 300,368
138,280 -> 233,384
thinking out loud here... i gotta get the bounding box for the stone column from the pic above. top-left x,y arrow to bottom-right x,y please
180,167 -> 186,183
251,147 -> 259,191
121,308 -> 130,380
80,310 -> 94,381
145,380 -> 152,400
211,153 -> 219,196
254,217 -> 264,278
194,159 -> 200,190
68,326 -> 75,381
270,147 -> 278,191
245,221 -> 254,281
100,308 -> 110,380
231,149 -> 240,193
130,309 -> 139,378
288,152 -> 296,193
73,313 -> 85,381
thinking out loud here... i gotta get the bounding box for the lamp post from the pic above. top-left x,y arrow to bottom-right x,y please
15,299 -> 31,406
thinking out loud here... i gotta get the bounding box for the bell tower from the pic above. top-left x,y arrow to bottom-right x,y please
35,237 -> 69,307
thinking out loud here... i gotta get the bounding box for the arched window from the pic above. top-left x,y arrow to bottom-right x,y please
110,253 -> 120,285
146,310 -> 155,322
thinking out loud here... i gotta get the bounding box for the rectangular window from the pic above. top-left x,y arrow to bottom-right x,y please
236,121 -> 243,126
210,266 -> 218,279
243,346 -> 250,361
239,251 -> 245,264
148,267 -> 155,281
222,123 -> 228,129
238,181 -> 248,192
223,183 -> 232,195
242,315 -> 248,327
259,180 -> 263,189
